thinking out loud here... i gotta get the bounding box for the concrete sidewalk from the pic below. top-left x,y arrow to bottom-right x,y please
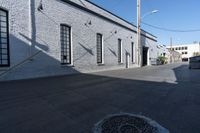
0,63 -> 200,133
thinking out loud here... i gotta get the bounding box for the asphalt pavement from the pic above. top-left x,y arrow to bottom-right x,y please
0,63 -> 200,133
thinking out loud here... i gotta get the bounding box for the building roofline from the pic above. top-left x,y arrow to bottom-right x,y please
60,0 -> 157,42
85,0 -> 157,38
84,0 -> 137,28
166,43 -> 200,47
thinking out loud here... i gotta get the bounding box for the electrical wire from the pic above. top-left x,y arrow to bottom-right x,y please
142,21 -> 200,32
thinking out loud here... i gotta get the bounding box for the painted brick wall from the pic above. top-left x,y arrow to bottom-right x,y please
0,0 -> 157,80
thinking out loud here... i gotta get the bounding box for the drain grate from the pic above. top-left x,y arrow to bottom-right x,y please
93,113 -> 169,133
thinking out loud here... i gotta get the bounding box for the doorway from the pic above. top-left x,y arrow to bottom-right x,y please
143,47 -> 148,66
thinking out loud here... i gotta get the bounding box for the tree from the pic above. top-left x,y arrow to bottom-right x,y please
193,52 -> 200,56
157,56 -> 168,64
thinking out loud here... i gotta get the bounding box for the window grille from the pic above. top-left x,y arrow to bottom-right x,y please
131,42 -> 135,63
0,9 -> 9,67
118,39 -> 122,63
60,24 -> 71,64
97,33 -> 103,64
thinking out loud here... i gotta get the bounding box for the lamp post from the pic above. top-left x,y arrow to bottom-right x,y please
137,0 -> 158,67
137,0 -> 141,67
141,10 -> 159,19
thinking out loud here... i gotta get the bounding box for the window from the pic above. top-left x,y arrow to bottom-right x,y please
131,42 -> 135,63
0,9 -> 9,67
178,47 -> 181,50
182,52 -> 184,54
175,47 -> 178,50
185,52 -> 187,54
185,47 -> 188,50
118,39 -> 122,63
96,33 -> 103,64
182,47 -> 184,50
60,24 -> 71,65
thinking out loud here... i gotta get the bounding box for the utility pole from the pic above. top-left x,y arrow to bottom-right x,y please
137,0 -> 142,67
170,37 -> 173,63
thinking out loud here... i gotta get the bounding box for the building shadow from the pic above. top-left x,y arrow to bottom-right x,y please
0,63 -> 200,133
19,32 -> 49,52
78,43 -> 94,56
0,0 -> 80,81
0,34 -> 79,80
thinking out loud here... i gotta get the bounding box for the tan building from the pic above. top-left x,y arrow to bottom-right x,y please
167,49 -> 182,63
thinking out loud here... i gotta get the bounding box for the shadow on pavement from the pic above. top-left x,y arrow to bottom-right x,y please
0,64 -> 200,133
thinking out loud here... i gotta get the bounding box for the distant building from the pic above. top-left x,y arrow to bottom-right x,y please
168,49 -> 182,63
156,45 -> 169,57
167,43 -> 200,61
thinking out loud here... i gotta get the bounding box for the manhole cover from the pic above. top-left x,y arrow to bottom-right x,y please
93,113 -> 169,133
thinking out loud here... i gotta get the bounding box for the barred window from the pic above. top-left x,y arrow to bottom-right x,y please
0,9 -> 9,67
131,42 -> 135,63
97,33 -> 103,64
60,24 -> 71,65
118,39 -> 122,63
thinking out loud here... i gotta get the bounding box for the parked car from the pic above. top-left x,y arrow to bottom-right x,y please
189,56 -> 200,69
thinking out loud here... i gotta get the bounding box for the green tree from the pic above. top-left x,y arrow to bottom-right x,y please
193,52 -> 200,56
157,56 -> 168,64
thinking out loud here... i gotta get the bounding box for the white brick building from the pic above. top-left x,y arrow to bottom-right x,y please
0,0 -> 158,80
167,43 -> 200,61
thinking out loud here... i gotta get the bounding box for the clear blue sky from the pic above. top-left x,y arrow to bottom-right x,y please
89,0 -> 200,45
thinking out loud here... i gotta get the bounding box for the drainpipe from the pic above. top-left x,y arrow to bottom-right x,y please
29,0 -> 36,60
29,0 -> 33,57
126,52 -> 130,68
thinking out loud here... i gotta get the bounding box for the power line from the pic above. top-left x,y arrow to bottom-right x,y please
142,21 -> 200,32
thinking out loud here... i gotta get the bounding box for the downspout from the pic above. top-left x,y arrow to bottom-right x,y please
29,0 -> 36,59
29,0 -> 33,57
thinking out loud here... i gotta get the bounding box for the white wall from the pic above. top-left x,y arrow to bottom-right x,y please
167,43 -> 200,59
0,0 -> 157,80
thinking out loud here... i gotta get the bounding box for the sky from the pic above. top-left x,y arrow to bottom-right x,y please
89,0 -> 200,45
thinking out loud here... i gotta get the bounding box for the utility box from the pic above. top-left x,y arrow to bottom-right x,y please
189,56 -> 200,69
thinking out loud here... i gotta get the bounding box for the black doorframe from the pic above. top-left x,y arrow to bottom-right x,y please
142,47 -> 148,66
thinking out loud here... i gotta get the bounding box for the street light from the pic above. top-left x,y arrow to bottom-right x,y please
141,10 -> 159,19
137,0 -> 158,67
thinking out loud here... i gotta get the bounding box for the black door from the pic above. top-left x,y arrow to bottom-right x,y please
143,47 -> 148,66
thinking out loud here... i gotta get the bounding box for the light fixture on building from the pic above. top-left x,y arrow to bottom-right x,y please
127,36 -> 133,39
38,0 -> 44,11
110,30 -> 117,34
85,20 -> 92,26
88,20 -> 92,25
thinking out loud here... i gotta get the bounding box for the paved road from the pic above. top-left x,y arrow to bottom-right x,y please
0,63 -> 200,133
